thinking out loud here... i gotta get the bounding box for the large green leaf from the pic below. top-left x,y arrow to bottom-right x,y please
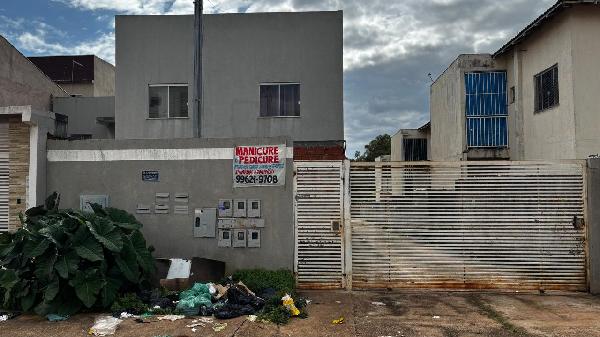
88,203 -> 107,216
35,286 -> 82,317
100,276 -> 121,308
34,248 -> 58,280
45,277 -> 60,302
0,269 -> 18,289
23,238 -> 50,258
54,251 -> 79,279
113,238 -> 139,283
21,282 -> 38,311
74,235 -> 104,262
130,231 -> 154,273
69,270 -> 104,308
87,218 -> 123,252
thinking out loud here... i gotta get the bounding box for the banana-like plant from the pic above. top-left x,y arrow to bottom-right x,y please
0,192 -> 155,316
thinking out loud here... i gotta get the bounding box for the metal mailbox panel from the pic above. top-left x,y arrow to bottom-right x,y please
247,229 -> 261,248
193,208 -> 216,238
233,199 -> 247,218
218,229 -> 232,247
218,199 -> 233,217
233,229 -> 247,248
248,199 -> 261,218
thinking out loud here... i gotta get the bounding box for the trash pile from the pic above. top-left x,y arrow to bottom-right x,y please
175,279 -> 266,319
83,269 -> 305,335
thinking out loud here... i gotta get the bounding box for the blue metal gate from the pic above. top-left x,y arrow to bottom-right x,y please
465,72 -> 508,147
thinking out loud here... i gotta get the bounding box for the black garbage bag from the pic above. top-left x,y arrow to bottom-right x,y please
213,303 -> 256,319
257,287 -> 278,300
199,305 -> 214,316
226,284 -> 265,310
150,297 -> 175,309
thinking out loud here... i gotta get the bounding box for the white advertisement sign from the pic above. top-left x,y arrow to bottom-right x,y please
233,145 -> 286,187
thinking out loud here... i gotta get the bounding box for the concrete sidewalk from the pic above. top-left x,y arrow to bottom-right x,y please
2,290 -> 600,337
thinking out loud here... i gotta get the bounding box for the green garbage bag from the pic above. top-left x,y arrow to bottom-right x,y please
176,283 -> 213,316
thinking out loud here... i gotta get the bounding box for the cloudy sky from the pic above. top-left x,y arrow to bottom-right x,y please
0,0 -> 556,155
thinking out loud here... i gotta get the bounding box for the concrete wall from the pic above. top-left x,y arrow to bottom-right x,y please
430,54 -> 502,161
498,9 -> 576,160
571,7 -> 600,159
93,56 -> 115,97
59,83 -> 94,97
54,96 -> 115,139
46,137 -> 294,272
391,128 -> 430,161
588,158 -> 600,294
0,36 -> 67,111
115,12 -> 343,142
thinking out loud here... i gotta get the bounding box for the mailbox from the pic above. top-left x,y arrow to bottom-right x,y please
233,229 -> 247,247
233,199 -> 247,218
218,229 -> 232,247
247,229 -> 261,248
248,199 -> 261,218
218,199 -> 233,217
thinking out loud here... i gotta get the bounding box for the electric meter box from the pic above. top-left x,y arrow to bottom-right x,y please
247,229 -> 261,248
233,199 -> 247,218
233,229 -> 247,247
218,229 -> 232,247
193,208 -> 216,238
218,199 -> 233,217
80,195 -> 109,213
248,199 -> 261,218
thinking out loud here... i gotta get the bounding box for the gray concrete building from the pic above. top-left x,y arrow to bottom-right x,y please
0,35 -> 68,231
115,11 -> 343,142
29,55 -> 115,97
403,0 -> 600,162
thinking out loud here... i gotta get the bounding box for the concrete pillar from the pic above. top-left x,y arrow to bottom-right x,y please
588,158 -> 600,294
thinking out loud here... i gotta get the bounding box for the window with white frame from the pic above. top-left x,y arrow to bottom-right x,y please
148,84 -> 188,118
260,83 -> 300,117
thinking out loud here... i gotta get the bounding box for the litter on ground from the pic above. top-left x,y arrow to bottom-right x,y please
0,315 -> 7,322
247,315 -> 257,322
371,301 -> 386,306
156,315 -> 185,321
212,322 -> 228,332
332,317 -> 345,324
89,316 -> 122,336
433,315 -> 440,319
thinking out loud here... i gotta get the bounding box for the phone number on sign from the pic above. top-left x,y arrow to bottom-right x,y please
235,175 -> 279,184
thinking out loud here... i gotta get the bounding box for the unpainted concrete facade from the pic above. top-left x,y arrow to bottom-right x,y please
54,96 -> 115,139
429,4 -> 600,161
391,126 -> 431,161
115,12 -> 343,142
429,54 -> 506,161
0,36 -> 67,111
46,137 -> 294,272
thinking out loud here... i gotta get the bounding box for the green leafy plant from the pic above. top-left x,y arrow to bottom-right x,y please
0,192 -> 155,316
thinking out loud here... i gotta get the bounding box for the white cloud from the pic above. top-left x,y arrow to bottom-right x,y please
16,31 -> 115,64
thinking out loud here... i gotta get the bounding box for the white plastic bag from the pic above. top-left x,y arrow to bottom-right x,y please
90,316 -> 122,336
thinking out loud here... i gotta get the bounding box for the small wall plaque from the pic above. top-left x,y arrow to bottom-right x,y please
142,170 -> 159,182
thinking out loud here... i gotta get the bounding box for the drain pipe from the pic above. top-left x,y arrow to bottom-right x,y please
192,0 -> 203,137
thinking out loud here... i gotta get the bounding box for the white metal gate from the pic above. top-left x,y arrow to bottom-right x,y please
349,161 -> 587,291
294,161 -> 345,289
0,123 -> 8,232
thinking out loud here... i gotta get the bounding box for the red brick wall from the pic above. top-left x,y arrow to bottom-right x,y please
293,145 -> 346,161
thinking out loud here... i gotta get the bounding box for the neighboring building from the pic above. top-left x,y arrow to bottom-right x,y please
115,11 -> 344,144
53,96 -> 115,139
29,55 -> 115,97
0,35 -> 68,231
425,0 -> 600,161
391,122 -> 430,161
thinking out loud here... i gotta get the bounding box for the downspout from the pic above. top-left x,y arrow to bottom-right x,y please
192,0 -> 203,137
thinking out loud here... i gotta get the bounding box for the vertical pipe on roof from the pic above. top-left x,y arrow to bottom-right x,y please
192,0 -> 203,137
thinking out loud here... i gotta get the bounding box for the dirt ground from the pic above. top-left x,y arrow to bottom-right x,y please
2,290 -> 600,337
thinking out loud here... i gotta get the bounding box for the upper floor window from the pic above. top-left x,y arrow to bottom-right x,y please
149,84 -> 188,119
534,64 -> 559,112
260,83 -> 300,117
